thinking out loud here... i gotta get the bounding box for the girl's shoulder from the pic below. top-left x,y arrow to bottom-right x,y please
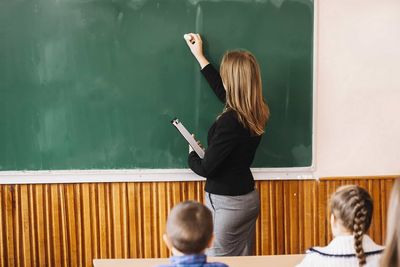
307,235 -> 384,257
296,235 -> 384,267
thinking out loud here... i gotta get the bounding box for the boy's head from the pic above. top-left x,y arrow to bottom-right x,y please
164,201 -> 213,254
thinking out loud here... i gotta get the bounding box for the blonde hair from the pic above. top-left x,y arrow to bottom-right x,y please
220,50 -> 270,136
380,178 -> 400,267
330,185 -> 373,267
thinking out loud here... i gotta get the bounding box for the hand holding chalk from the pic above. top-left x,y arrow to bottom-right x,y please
184,34 -> 193,43
184,33 -> 203,56
183,33 -> 209,69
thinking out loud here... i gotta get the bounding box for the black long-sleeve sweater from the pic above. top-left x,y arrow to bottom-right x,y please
188,64 -> 262,196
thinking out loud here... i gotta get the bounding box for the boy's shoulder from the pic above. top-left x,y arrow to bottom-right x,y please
154,254 -> 229,267
154,262 -> 228,267
203,262 -> 229,267
154,264 -> 228,267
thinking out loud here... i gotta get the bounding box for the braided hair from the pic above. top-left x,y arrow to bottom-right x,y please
330,185 -> 373,267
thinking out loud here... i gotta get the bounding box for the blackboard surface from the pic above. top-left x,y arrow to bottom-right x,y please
0,0 -> 313,170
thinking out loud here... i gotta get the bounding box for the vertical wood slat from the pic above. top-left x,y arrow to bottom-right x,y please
0,186 -> 4,266
50,184 -> 62,266
0,177 -> 396,267
65,185 -> 77,267
2,185 -> 15,266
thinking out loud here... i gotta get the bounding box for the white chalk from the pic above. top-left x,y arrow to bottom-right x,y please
184,34 -> 193,42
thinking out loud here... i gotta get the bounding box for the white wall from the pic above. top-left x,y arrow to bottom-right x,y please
314,0 -> 400,177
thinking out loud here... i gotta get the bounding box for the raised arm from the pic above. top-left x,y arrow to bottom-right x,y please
184,33 -> 226,103
200,64 -> 226,103
184,33 -> 209,68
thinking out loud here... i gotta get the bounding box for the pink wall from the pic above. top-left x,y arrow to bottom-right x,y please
315,0 -> 400,177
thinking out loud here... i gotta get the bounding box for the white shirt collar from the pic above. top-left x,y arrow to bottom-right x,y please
310,235 -> 384,256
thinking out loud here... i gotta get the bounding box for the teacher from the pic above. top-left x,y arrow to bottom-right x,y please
184,33 -> 270,256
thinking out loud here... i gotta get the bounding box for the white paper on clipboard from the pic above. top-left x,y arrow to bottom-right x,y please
171,118 -> 205,159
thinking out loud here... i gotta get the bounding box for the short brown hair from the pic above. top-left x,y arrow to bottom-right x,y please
166,201 -> 213,254
330,185 -> 373,266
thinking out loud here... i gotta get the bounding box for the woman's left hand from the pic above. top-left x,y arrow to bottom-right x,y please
189,134 -> 204,153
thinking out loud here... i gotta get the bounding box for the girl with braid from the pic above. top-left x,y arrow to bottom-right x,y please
297,185 -> 384,267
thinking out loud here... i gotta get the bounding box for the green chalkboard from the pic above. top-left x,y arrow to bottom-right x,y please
0,0 -> 313,170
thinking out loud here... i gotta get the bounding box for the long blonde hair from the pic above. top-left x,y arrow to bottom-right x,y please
220,50 -> 270,136
380,178 -> 400,267
330,185 -> 373,267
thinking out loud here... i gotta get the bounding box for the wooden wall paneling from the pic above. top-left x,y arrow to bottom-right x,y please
282,181 -> 291,254
51,184 -> 63,266
127,183 -> 139,258
65,184 -> 78,267
299,180 -> 316,252
104,183 -> 112,258
368,179 -> 383,244
73,184 -> 82,265
151,182 -> 161,258
96,183 -> 108,259
156,182 -> 169,258
83,183 -> 94,265
135,182 -> 145,258
0,186 -> 4,266
21,185 -> 33,266
0,177 -> 397,267
75,184 -> 84,265
12,185 -> 20,266
27,186 -> 35,266
380,178 -> 393,243
89,183 -> 99,260
274,181 -> 285,255
1,185 -> 15,266
256,181 -> 269,255
122,183 -> 130,258
288,181 -> 300,254
323,180 -> 336,242
380,179 -> 394,243
141,183 -> 153,258
13,185 -> 21,266
109,183 -> 122,258
58,185 -> 68,267
315,180 -> 327,246
8,185 -> 15,267
297,181 -> 305,253
310,181 -> 319,250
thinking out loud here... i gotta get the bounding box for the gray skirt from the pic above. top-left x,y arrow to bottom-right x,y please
205,189 -> 260,256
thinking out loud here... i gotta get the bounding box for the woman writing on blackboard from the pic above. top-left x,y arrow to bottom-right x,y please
184,33 -> 270,256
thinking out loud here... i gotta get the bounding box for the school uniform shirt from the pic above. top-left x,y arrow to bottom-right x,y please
296,235 -> 384,267
188,64 -> 262,196
155,254 -> 229,267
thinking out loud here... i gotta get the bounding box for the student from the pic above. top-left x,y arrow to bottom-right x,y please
156,201 -> 228,267
183,33 -> 270,256
297,185 -> 384,267
380,178 -> 400,267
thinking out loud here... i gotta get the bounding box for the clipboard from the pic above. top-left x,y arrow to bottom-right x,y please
171,118 -> 205,159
